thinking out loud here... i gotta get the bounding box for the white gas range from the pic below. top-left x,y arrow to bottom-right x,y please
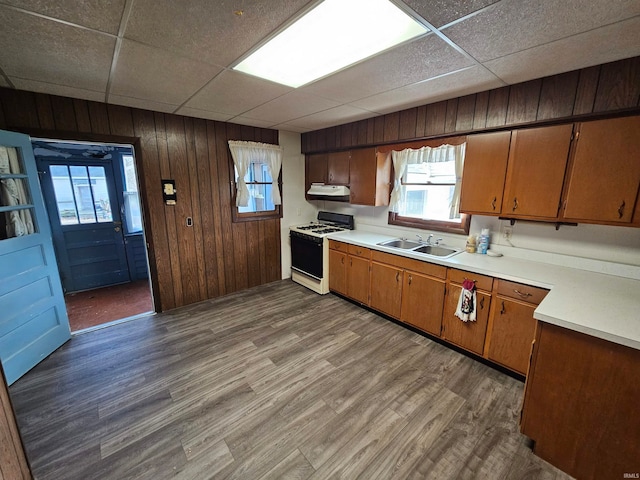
290,211 -> 354,294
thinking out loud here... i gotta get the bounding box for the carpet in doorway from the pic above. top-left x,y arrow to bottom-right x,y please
64,280 -> 153,332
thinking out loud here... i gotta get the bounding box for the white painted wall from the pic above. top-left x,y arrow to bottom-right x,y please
280,130 -> 640,274
279,131 -> 317,279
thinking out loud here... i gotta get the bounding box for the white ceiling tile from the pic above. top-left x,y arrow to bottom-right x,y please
110,39 -> 222,106
350,66 -> 504,113
240,91 -> 341,125
273,123 -> 311,134
0,6 -> 114,91
108,94 -> 178,114
292,105 -> 379,131
9,78 -> 105,102
174,107 -> 233,122
443,0 -> 640,62
1,0 -> 126,34
484,17 -> 640,84
124,0 -> 311,67
185,70 -> 292,116
402,0 -> 500,28
227,116 -> 275,129
300,34 -> 473,103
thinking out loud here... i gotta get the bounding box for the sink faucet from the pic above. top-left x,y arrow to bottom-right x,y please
416,234 -> 423,243
417,234 -> 434,245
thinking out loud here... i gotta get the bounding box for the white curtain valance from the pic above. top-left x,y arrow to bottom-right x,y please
389,143 -> 466,217
228,140 -> 282,207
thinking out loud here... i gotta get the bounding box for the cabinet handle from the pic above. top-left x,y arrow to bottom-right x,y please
350,258 -> 352,266
618,200 -> 625,219
500,301 -> 505,314
395,271 -> 400,282
408,274 -> 412,285
491,196 -> 497,211
513,289 -> 532,298
480,297 -> 485,309
341,257 -> 344,265
512,197 -> 518,211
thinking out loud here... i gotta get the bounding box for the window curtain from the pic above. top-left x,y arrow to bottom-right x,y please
389,143 -> 466,217
228,140 -> 282,207
0,146 -> 35,238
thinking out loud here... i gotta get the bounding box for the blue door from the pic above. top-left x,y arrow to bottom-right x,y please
36,155 -> 131,293
0,130 -> 71,385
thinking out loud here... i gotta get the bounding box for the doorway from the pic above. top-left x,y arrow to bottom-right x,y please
33,140 -> 154,332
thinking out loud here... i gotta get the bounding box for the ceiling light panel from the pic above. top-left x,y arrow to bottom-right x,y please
233,0 -> 429,88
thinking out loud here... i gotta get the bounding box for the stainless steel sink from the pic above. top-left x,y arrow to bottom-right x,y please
377,239 -> 422,249
413,245 -> 459,257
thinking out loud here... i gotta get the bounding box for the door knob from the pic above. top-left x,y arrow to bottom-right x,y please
114,226 -> 121,232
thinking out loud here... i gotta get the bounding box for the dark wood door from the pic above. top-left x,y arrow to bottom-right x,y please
459,131 -> 511,215
502,124 -> 573,219
562,116 -> 640,224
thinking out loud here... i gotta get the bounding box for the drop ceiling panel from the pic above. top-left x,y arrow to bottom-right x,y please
109,94 -> 178,114
174,107 -> 233,122
110,39 -> 222,106
124,0 -> 311,67
0,6 -> 115,91
9,78 -> 104,102
185,70 -> 292,116
444,0 -> 640,62
293,105 -> 378,131
402,0 -> 500,28
0,0 -> 126,34
227,116 -> 275,129
301,34 -> 473,103
240,91 -> 341,125
484,16 -> 640,84
350,65 -> 504,113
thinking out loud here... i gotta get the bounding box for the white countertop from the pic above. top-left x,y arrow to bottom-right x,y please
329,230 -> 640,351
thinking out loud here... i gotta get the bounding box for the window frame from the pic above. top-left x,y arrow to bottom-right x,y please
230,156 -> 282,223
381,136 -> 471,235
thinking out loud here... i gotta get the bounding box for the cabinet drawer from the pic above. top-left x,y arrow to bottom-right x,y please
447,269 -> 493,292
348,244 -> 371,259
328,240 -> 348,252
371,250 -> 446,279
496,280 -> 548,305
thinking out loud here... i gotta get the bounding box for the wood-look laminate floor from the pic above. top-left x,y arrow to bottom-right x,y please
10,280 -> 573,480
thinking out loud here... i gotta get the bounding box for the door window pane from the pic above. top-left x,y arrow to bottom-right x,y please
121,155 -> 142,234
0,145 -> 36,239
69,166 -> 96,224
50,165 -> 78,225
88,166 -> 112,223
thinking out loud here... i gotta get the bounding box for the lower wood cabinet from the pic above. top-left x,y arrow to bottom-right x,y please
328,248 -> 347,296
347,254 -> 370,305
485,280 -> 548,375
441,269 -> 493,355
400,270 -> 445,336
329,241 -> 370,305
370,261 -> 402,318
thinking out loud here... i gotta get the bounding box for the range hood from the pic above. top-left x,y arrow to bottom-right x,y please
307,183 -> 350,197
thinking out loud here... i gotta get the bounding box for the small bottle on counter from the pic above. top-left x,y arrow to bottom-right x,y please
478,228 -> 490,254
465,234 -> 476,253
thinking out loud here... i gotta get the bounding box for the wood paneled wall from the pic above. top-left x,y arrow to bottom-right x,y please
302,56 -> 640,153
0,88 -> 281,311
0,368 -> 31,480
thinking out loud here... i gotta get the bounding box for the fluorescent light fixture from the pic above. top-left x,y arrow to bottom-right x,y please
233,0 -> 428,88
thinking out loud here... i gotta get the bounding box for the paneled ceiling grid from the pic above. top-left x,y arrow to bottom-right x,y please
0,0 -> 638,132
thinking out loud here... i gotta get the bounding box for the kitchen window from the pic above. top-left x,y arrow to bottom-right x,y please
228,141 -> 282,222
388,138 -> 470,234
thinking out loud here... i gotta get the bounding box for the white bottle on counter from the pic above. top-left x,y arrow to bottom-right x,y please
478,228 -> 490,254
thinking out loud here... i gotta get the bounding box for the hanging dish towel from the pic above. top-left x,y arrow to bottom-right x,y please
455,279 -> 477,322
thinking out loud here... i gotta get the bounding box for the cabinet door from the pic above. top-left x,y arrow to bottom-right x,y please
441,286 -> 490,355
487,297 -> 537,375
502,124 -> 573,219
459,131 -> 511,215
562,116 -> 640,224
327,151 -> 350,185
400,271 -> 445,336
346,255 -> 370,305
328,249 -> 347,295
370,262 -> 402,318
350,148 -> 391,206
305,153 -> 328,199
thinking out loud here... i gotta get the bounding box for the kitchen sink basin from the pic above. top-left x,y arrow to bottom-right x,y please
413,245 -> 459,257
377,239 -> 422,249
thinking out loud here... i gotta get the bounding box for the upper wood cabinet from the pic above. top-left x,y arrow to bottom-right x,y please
349,148 -> 391,206
305,153 -> 327,200
501,124 -> 574,220
327,151 -> 350,185
561,116 -> 640,224
459,131 -> 511,215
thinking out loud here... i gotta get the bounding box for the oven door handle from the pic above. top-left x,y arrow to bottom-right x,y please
291,266 -> 323,281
